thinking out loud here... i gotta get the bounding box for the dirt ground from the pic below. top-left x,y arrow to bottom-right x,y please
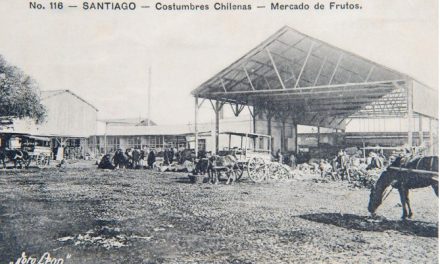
0,162 -> 438,264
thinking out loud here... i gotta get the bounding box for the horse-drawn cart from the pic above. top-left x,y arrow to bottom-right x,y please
21,136 -> 52,168
219,132 -> 292,182
1,134 -> 52,168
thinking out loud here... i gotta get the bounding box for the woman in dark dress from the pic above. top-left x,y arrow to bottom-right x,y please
147,149 -> 156,169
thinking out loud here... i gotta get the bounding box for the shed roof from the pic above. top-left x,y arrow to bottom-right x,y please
41,90 -> 99,112
192,26 -> 430,128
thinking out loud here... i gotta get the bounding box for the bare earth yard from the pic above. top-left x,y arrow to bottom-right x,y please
0,163 -> 437,263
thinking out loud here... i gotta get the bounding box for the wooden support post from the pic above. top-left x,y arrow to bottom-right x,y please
104,122 -> 108,155
253,113 -> 256,134
362,140 -> 366,159
194,97 -> 199,155
294,122 -> 298,154
267,112 -> 273,154
407,80 -> 413,148
215,101 -> 220,154
317,126 -> 321,151
418,115 -> 423,147
253,107 -> 257,149
81,138 -> 86,159
281,120 -> 286,152
429,118 -> 434,155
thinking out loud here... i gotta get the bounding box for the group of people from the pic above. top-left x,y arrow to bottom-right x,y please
98,146 -> 195,170
274,149 -> 310,169
316,149 -> 386,181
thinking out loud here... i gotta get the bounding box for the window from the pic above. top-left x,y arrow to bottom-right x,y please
258,137 -> 264,150
198,139 -> 206,151
128,137 -> 142,149
106,137 -> 120,152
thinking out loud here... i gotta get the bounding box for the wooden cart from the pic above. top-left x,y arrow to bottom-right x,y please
22,136 -> 52,168
219,132 -> 292,182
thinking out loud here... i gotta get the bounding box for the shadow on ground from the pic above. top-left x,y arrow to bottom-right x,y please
299,213 -> 438,238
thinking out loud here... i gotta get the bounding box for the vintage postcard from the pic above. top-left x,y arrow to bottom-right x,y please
0,0 -> 438,263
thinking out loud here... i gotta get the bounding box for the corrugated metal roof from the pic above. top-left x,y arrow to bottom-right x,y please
191,26 -> 427,128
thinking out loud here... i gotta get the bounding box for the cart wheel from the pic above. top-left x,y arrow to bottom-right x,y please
247,157 -> 266,182
37,153 -> 48,168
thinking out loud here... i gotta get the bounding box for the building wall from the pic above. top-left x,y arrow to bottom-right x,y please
298,131 -> 438,155
36,92 -> 97,137
91,135 -> 188,154
254,115 -> 297,154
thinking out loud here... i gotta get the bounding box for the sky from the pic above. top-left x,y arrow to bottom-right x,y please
0,0 -> 437,125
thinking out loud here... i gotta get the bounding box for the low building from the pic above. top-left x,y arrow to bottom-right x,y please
0,89 -> 98,159
91,117 -> 265,155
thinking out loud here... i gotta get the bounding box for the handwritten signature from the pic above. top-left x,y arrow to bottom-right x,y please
9,252 -> 69,264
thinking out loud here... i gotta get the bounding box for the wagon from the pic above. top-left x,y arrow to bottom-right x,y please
21,136 -> 52,168
218,132 -> 292,182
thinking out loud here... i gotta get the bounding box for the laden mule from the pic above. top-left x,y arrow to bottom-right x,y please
368,156 -> 438,219
208,155 -> 240,185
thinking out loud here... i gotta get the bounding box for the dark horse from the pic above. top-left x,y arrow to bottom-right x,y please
0,148 -> 30,169
368,155 -> 438,219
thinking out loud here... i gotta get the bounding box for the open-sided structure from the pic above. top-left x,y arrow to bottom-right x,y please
191,26 -> 438,154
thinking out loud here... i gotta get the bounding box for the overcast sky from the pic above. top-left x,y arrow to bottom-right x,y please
0,0 -> 437,125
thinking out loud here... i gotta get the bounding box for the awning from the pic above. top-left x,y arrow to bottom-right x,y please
26,135 -> 51,141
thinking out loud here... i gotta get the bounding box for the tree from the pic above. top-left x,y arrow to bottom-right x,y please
0,55 -> 46,123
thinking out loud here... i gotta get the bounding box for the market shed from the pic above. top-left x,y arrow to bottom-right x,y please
191,26 -> 438,154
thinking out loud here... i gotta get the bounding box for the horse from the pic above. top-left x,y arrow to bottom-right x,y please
113,149 -> 130,169
368,155 -> 439,220
0,149 -> 30,169
193,150 -> 211,176
0,149 -> 6,168
208,155 -> 239,185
